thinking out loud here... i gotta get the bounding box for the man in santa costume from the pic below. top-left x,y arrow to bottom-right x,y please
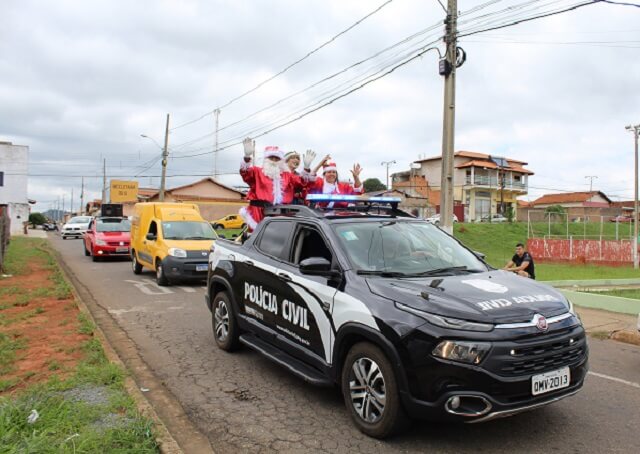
307,156 -> 363,208
239,138 -> 316,230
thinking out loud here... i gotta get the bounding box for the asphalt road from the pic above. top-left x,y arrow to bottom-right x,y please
51,235 -> 640,453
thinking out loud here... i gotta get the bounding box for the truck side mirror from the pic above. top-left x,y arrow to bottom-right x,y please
146,233 -> 157,241
299,257 -> 339,277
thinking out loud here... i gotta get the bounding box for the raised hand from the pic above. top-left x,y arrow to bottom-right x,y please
303,149 -> 317,169
243,137 -> 255,158
351,163 -> 362,179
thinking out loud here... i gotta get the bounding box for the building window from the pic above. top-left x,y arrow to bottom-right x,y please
0,171 -> 4,186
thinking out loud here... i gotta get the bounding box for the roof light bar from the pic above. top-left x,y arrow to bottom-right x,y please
305,194 -> 401,203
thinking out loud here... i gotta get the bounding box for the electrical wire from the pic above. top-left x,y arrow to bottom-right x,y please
170,0 -> 396,131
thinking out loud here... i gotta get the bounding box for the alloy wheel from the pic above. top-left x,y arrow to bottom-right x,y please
214,299 -> 229,342
349,357 -> 386,423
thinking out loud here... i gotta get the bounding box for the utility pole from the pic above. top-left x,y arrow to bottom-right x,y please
71,188 -> 74,216
585,175 -> 598,192
80,177 -> 85,216
381,160 -> 396,189
626,124 -> 640,269
160,113 -> 170,202
213,109 -> 220,178
439,0 -> 459,234
102,158 -> 107,205
62,194 -> 65,222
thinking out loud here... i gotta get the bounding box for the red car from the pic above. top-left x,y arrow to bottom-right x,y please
83,217 -> 131,261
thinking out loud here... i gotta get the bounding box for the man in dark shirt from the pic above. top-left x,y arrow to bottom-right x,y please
504,243 -> 535,279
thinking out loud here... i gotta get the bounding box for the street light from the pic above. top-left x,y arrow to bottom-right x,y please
626,124 -> 640,269
140,134 -> 163,150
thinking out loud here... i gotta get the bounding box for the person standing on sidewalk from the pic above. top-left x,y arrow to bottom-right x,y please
504,243 -> 536,279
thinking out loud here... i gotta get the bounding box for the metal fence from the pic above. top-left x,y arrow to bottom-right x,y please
526,210 -> 635,241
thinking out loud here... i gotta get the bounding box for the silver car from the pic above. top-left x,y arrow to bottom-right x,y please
61,216 -> 92,239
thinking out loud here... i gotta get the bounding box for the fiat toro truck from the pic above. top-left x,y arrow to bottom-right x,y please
205,196 -> 588,438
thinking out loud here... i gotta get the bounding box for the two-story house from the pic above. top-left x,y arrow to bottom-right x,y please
401,151 -> 533,222
0,141 -> 30,235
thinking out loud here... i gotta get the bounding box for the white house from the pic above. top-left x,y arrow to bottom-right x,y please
0,141 -> 30,235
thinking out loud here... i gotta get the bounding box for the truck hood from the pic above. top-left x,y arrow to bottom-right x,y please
366,270 -> 569,324
163,239 -> 215,251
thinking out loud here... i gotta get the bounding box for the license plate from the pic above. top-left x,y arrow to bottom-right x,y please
116,247 -> 129,252
531,367 -> 570,396
196,264 -> 208,272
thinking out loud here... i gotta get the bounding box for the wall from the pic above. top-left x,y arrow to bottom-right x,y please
0,143 -> 29,235
527,238 -> 633,264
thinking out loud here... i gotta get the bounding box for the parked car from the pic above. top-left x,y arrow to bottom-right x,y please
205,195 -> 587,438
481,214 -> 508,223
83,217 -> 131,261
130,203 -> 217,285
61,216 -> 92,239
425,213 -> 459,225
42,222 -> 58,231
609,215 -> 634,223
211,214 -> 246,230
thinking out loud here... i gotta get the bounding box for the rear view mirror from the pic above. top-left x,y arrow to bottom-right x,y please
218,234 -> 226,239
146,233 -> 157,241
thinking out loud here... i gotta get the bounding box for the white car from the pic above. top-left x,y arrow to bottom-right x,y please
481,214 -> 508,223
425,214 -> 459,225
61,216 -> 92,239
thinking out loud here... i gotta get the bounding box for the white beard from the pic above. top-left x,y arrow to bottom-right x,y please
263,159 -> 284,180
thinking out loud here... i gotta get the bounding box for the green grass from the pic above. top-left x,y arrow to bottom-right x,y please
77,312 -> 95,336
0,338 -> 159,453
2,237 -> 49,275
453,222 -> 639,281
0,333 -> 27,375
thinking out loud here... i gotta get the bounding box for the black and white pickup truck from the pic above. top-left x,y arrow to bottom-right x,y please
204,197 -> 588,438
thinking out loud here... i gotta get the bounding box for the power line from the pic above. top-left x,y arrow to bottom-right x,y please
170,0 -> 396,131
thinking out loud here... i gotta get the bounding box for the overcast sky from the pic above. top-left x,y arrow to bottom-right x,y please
1,0 -> 639,213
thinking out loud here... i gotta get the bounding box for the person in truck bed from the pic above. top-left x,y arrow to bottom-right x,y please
239,138 -> 316,230
307,156 -> 363,208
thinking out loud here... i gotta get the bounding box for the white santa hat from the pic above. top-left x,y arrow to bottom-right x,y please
264,146 -> 284,160
323,161 -> 338,173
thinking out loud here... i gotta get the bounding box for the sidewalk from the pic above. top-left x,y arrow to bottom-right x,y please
559,289 -> 640,315
14,229 -> 49,239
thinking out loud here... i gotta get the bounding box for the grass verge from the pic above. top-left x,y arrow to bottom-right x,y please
453,222 -> 640,281
0,237 -> 159,452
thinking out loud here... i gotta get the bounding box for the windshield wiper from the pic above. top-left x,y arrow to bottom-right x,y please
357,270 -> 408,277
411,266 -> 470,276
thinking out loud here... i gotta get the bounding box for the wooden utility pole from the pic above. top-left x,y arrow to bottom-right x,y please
71,188 -> 74,216
439,0 -> 458,234
160,114 -> 170,202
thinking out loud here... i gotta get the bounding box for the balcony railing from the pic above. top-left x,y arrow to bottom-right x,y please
464,175 -> 527,191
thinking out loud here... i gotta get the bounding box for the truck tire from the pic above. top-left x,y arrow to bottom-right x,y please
155,260 -> 169,286
131,251 -> 143,274
211,291 -> 240,351
341,342 -> 408,439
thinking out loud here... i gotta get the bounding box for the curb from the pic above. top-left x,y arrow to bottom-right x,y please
50,243 -> 214,454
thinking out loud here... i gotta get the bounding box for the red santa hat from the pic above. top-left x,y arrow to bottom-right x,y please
323,161 -> 338,173
264,146 -> 284,160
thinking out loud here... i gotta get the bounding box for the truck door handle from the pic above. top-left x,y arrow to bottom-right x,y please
278,273 -> 292,282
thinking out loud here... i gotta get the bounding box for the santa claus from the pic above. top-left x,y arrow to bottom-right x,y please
239,138 -> 316,230
307,156 -> 363,208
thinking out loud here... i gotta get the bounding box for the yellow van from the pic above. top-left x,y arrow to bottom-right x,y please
130,203 -> 217,285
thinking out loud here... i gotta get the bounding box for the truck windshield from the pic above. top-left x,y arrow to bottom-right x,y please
96,219 -> 131,232
333,221 -> 487,275
161,221 -> 217,240
69,217 -> 92,224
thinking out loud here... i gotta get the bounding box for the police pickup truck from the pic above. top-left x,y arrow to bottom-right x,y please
205,195 -> 588,438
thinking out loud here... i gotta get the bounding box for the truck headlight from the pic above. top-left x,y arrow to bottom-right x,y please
432,341 -> 491,365
95,239 -> 107,246
396,303 -> 494,332
568,300 -> 576,315
168,248 -> 187,258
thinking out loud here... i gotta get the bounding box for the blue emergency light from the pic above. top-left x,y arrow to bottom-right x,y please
305,194 -> 401,203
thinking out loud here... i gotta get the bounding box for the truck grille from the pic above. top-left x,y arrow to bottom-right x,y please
483,329 -> 587,377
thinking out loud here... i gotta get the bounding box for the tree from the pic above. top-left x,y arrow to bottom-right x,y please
544,204 -> 566,220
363,178 -> 387,193
29,212 -> 46,227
